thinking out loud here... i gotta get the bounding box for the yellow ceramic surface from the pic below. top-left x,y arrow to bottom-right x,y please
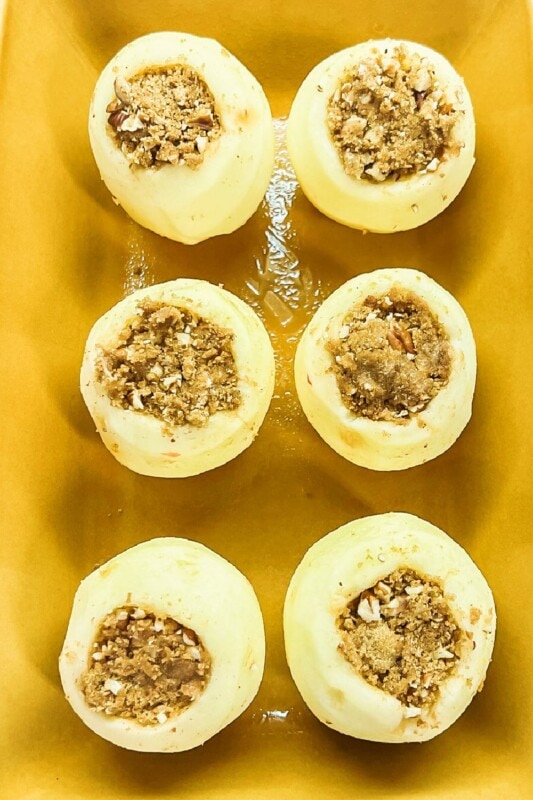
0,1 -> 532,798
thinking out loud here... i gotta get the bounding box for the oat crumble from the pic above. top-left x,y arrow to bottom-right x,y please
339,569 -> 463,709
82,607 -> 211,725
95,300 -> 241,429
327,44 -> 462,181
106,65 -> 221,168
327,288 -> 451,422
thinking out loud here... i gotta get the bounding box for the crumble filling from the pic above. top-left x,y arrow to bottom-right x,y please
106,65 -> 221,168
326,44 -> 462,182
82,607 -> 211,725
95,300 -> 241,428
327,288 -> 451,422
339,569 -> 462,711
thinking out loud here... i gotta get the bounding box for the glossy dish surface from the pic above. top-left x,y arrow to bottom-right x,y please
0,1 -> 532,799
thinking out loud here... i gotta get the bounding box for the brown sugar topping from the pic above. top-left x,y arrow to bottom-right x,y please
82,607 -> 211,725
95,300 -> 241,429
106,65 -> 221,169
339,569 -> 463,711
327,288 -> 451,422
326,44 -> 462,182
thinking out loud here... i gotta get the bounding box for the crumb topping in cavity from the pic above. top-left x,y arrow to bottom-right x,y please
327,287 -> 451,422
95,300 -> 241,429
82,607 -> 211,725
326,44 -> 462,182
106,65 -> 221,169
339,569 -> 463,711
